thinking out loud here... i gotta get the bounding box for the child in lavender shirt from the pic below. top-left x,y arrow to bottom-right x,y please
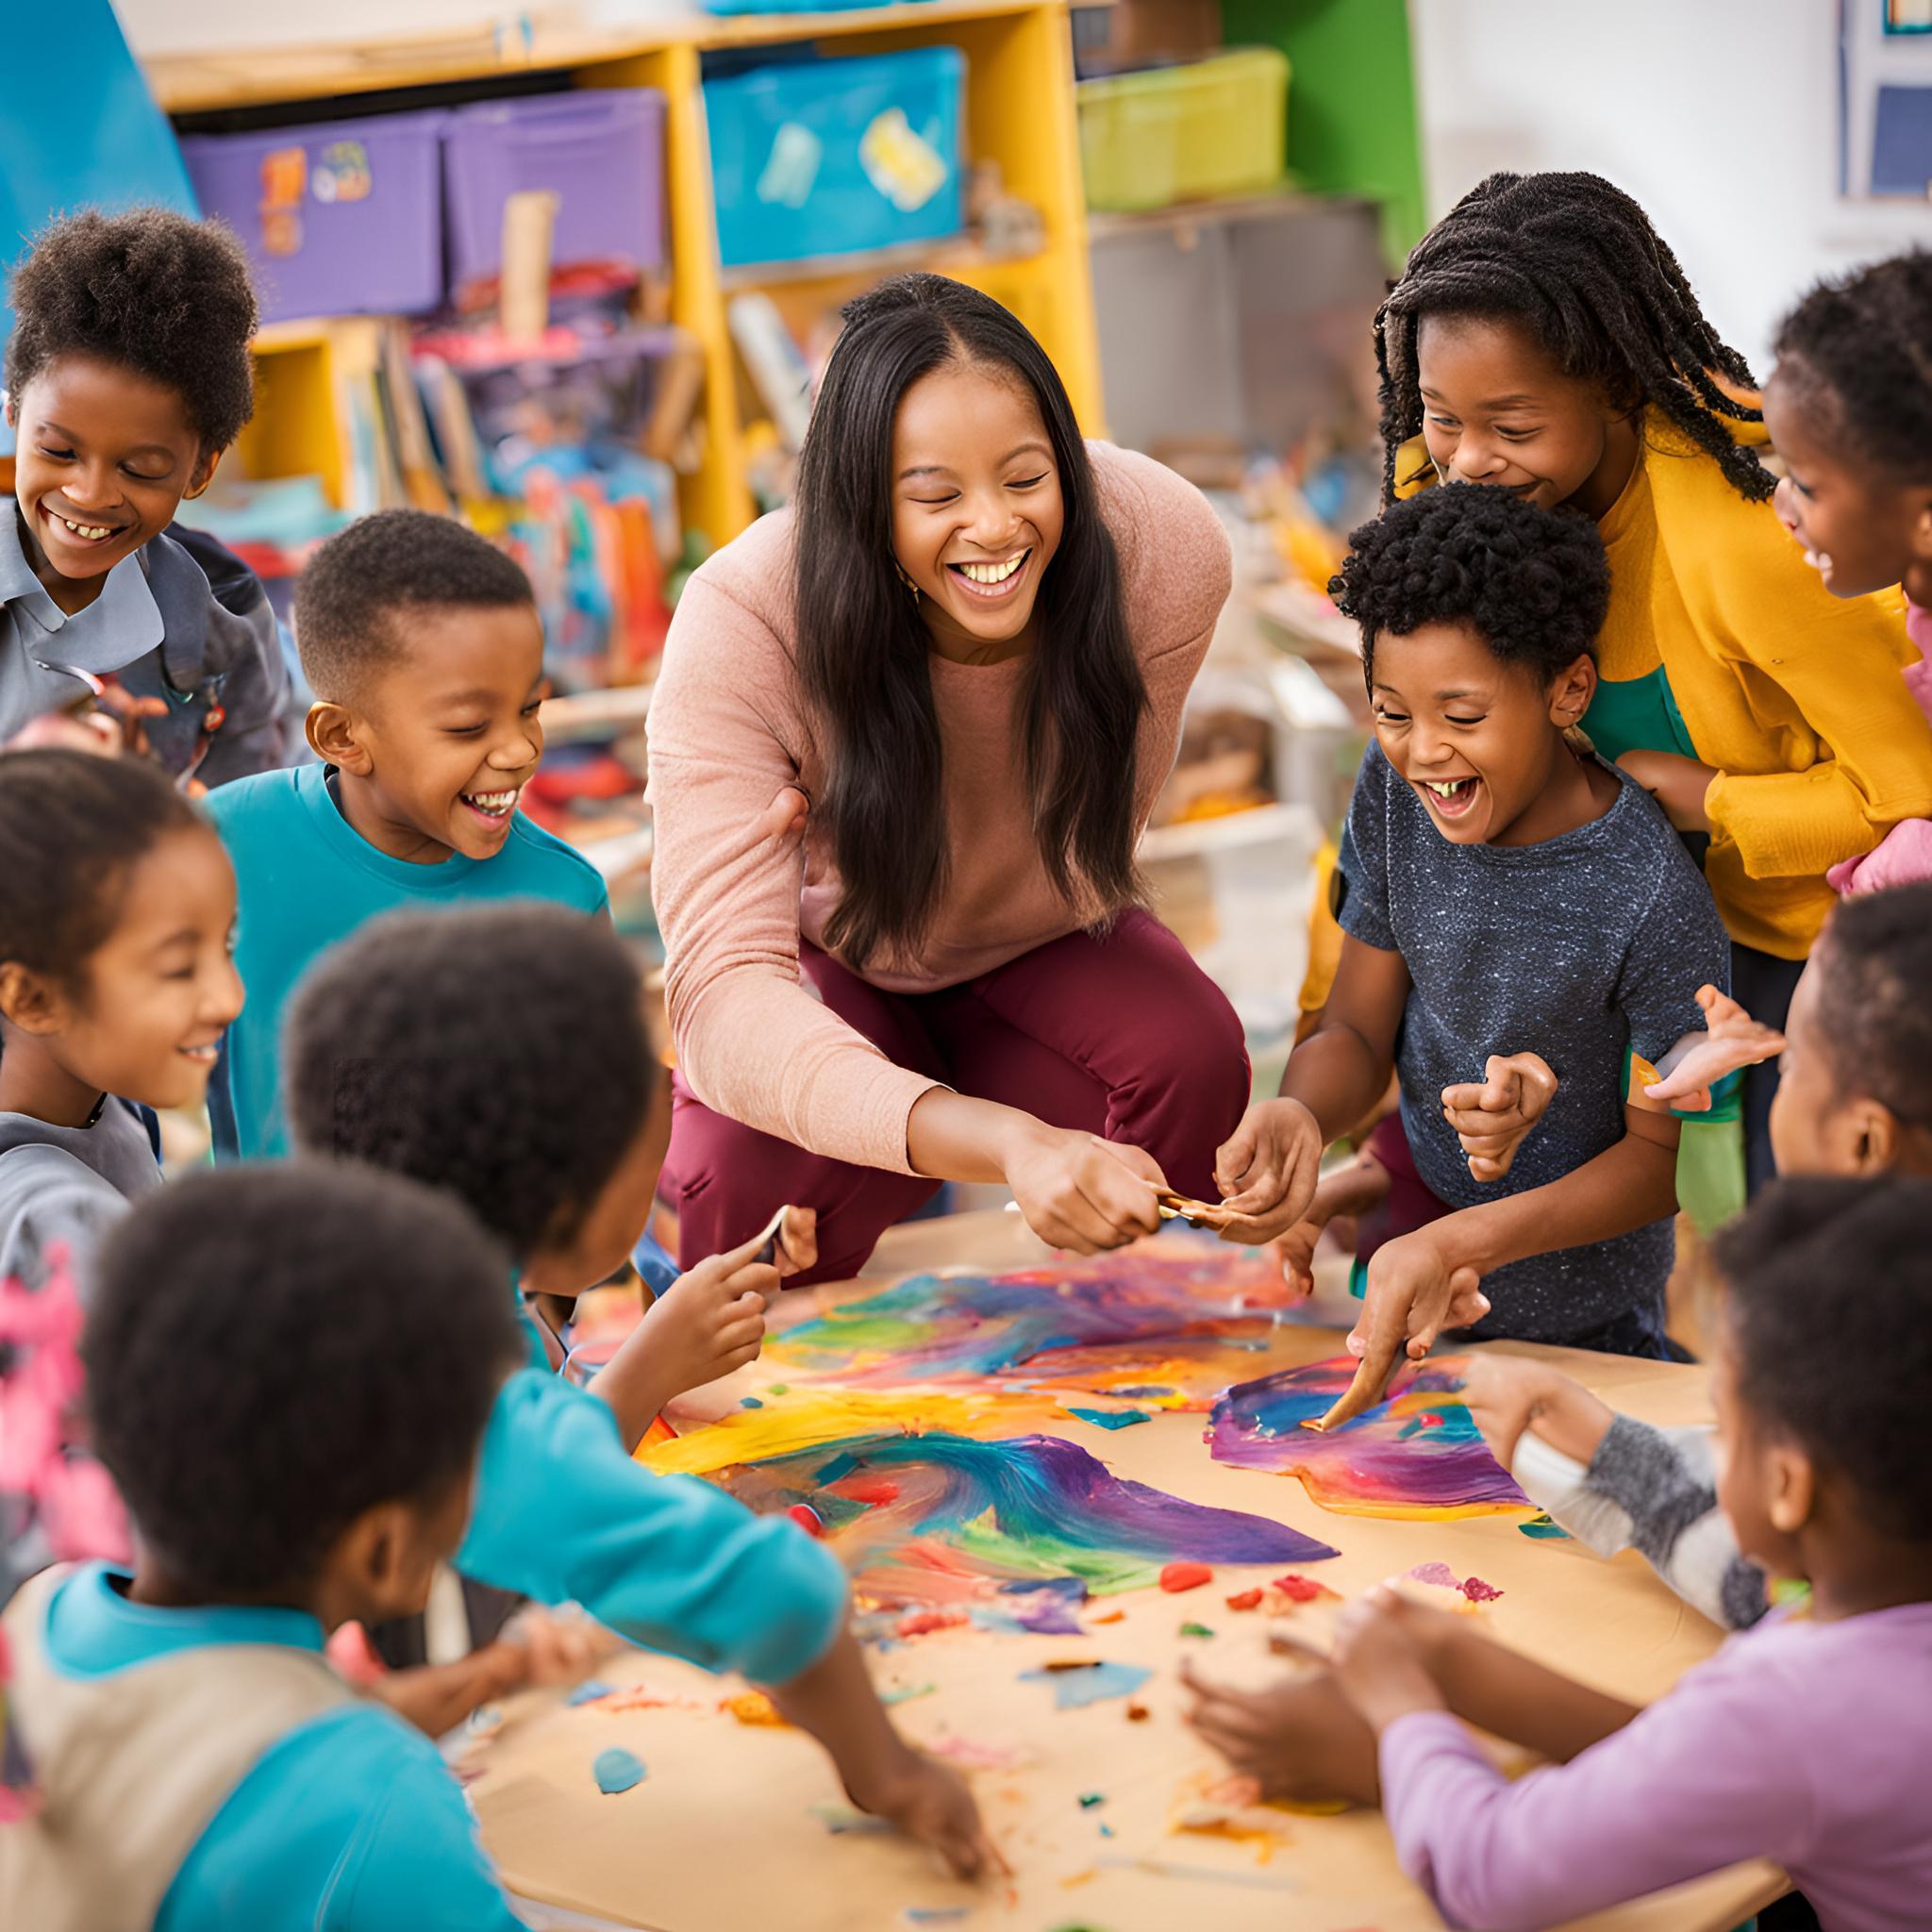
1189,1175 -> 1932,1930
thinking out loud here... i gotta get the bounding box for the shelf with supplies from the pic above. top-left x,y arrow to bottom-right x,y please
149,0 -> 1103,558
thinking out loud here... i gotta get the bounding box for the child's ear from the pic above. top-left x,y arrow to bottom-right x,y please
307,700 -> 373,774
1910,494 -> 1932,562
1766,1441 -> 1816,1537
1849,1098 -> 1901,1174
184,446 -> 224,501
0,960 -> 73,1037
1547,653 -> 1598,729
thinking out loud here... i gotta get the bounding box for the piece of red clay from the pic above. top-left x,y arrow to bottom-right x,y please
1224,1589 -> 1265,1611
1159,1562 -> 1213,1593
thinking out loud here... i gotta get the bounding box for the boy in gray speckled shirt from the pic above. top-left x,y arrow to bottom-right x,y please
1226,485 -> 1727,1416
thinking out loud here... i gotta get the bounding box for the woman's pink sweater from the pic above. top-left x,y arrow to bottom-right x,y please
646,442 -> 1233,1174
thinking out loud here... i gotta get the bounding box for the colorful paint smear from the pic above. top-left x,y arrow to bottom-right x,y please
1207,1356 -> 1529,1519
648,1399 -> 1334,1606
767,1240 -> 1304,1403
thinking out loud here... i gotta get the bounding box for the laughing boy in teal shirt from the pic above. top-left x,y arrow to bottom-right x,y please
205,508 -> 606,1160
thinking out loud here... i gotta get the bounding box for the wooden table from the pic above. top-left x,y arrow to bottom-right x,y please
473,1212 -> 1785,1932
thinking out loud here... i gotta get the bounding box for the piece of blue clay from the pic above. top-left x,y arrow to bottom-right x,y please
566,1678 -> 613,1706
593,1746 -> 646,1794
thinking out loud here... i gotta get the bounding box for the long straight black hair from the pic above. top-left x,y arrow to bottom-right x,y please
793,274 -> 1146,972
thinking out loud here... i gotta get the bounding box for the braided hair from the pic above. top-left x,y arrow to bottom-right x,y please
1774,252 -> 1932,483
1377,172 -> 1772,506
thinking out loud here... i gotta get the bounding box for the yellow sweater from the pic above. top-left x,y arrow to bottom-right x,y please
1396,423 -> 1932,958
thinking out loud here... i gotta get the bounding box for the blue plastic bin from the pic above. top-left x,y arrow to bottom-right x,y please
705,48 -> 966,269
180,110 -> 447,325
444,90 -> 667,292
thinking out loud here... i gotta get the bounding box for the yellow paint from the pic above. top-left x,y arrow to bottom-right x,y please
196,2 -> 1099,552
638,1388 -> 1058,1475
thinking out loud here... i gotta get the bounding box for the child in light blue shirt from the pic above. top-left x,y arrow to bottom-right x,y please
282,902 -> 997,1871
205,508 -> 606,1159
2,1164 -> 530,1929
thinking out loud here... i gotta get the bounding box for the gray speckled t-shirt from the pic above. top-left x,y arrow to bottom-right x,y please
1338,741 -> 1728,1347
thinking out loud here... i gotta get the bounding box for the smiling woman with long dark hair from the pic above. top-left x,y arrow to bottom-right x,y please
647,275 -> 1278,1282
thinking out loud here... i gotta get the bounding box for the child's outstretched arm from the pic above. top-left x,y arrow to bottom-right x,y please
770,1626 -> 1006,1880
1213,936 -> 1410,1241
1320,1105 -> 1679,1427
1323,1588 -> 1803,1931
1460,1357 -> 1767,1629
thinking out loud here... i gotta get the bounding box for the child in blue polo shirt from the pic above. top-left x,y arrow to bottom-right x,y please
282,904 -> 997,1874
206,508 -> 606,1158
1,209 -> 291,778
2,1163 -> 529,1929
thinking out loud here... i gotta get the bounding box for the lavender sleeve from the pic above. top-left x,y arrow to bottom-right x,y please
1378,1666 -> 1809,1930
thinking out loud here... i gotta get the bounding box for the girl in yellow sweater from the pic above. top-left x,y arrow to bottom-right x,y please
1367,170 -> 1932,1192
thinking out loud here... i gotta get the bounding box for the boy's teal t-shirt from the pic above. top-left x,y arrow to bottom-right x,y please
203,764 -> 610,1158
41,1564 -> 525,1932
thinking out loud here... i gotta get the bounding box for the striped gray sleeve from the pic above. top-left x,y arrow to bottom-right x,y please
1583,1416 -> 1769,1629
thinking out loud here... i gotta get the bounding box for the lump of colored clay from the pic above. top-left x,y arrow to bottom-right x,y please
1179,1622 -> 1215,1639
1158,1561 -> 1212,1592
1272,1573 -> 1325,1603
741,1396 -> 765,1409
1460,1574 -> 1505,1603
722,1690 -> 789,1725
565,1678 -> 613,1707
1224,1588 -> 1264,1610
593,1747 -> 646,1794
1066,1406 -> 1152,1430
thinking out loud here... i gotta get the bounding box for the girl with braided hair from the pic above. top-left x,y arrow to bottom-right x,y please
1373,170 -> 1932,1191
1762,251 -> 1932,895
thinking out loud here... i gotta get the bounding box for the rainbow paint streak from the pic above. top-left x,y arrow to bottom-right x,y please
1207,1355 -> 1529,1520
650,1404 -> 1334,1604
769,1239 -> 1302,1406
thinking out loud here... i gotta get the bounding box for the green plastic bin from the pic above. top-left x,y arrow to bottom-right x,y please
1077,48 -> 1290,212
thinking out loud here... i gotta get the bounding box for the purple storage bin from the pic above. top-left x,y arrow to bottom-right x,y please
180,110 -> 447,325
443,90 -> 666,293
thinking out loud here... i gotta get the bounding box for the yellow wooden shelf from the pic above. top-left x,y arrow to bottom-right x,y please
165,0 -> 1102,552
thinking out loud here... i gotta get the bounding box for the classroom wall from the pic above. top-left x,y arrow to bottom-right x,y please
1409,0 -> 1932,373
111,0 -> 686,57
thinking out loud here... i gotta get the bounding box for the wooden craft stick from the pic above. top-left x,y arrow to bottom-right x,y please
1155,1188 -> 1234,1232
1302,1352 -> 1396,1433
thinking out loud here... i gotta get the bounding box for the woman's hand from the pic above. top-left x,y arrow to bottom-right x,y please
773,1203 -> 819,1279
1441,1052 -> 1557,1182
1457,1354 -> 1615,1471
1209,1098 -> 1326,1242
1616,750 -> 1718,834
1638,985 -> 1786,1112
1002,1124 -> 1165,1254
1182,1658 -> 1381,1807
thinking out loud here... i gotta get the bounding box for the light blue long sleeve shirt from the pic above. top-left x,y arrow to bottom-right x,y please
39,1563 -> 526,1932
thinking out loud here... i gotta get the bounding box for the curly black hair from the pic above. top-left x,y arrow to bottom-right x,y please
292,508 -> 536,703
4,208 -> 258,453
87,1163 -> 520,1596
1329,483 -> 1611,690
1773,252 -> 1932,484
1814,882 -> 1932,1133
1377,172 -> 1772,507
0,749 -> 205,996
1712,1176 -> 1932,1541
284,904 -> 654,1260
